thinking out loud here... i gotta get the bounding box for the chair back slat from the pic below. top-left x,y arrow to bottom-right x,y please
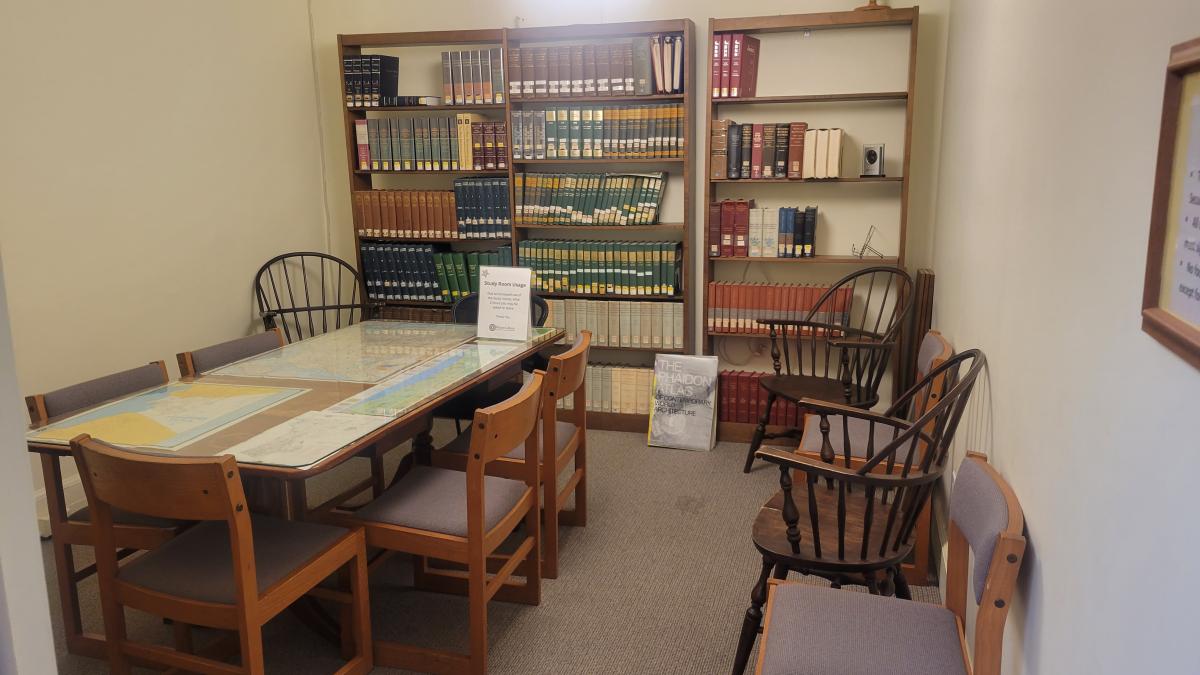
470,371 -> 546,464
70,435 -> 244,522
177,329 -> 284,378
29,361 -> 168,424
255,252 -> 369,342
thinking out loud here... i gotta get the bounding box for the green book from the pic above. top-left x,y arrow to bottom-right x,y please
448,118 -> 460,170
444,254 -> 462,300
367,119 -> 381,170
556,108 -> 570,159
545,109 -> 558,159
432,253 -> 450,303
399,119 -> 414,171
569,108 -> 582,159
440,116 -> 453,170
452,252 -> 470,298
467,252 -> 481,293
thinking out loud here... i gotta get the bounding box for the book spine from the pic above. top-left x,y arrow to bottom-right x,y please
719,34 -> 731,98
727,124 -> 741,179
491,47 -> 505,104
750,124 -> 764,179
740,36 -> 761,98
355,119 -> 369,170
730,34 -> 743,98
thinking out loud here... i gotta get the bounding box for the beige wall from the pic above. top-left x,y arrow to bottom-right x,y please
0,0 -> 331,522
932,1 -> 1200,672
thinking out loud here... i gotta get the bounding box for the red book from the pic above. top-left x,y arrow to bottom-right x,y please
750,123 -> 764,179
710,35 -> 723,99
740,35 -> 761,98
719,34 -> 732,98
354,119 -> 370,170
756,377 -> 769,425
720,200 -> 736,257
708,201 -> 722,257
734,199 -> 751,257
736,371 -> 751,423
721,371 -> 735,422
787,122 -> 808,179
730,34 -> 744,98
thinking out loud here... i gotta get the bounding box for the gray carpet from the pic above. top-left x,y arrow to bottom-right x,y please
41,423 -> 939,674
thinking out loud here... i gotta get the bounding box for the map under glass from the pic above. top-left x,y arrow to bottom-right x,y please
27,382 -> 307,450
209,321 -> 478,383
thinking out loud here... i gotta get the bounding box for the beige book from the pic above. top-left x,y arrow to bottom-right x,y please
587,300 -> 598,343
641,303 -> 654,349
651,303 -> 663,349
619,302 -> 632,347
548,299 -> 564,335
826,128 -> 843,178
609,301 -> 621,348
620,368 -> 637,414
630,301 -> 641,348
663,302 -> 674,349
596,301 -> 609,346
803,129 -> 818,179
587,365 -> 598,412
601,366 -> 613,413
611,366 -> 623,413
564,299 -> 577,344
814,129 -> 830,179
636,369 -> 651,414
672,303 -> 684,349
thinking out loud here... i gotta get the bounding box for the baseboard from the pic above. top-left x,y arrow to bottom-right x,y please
34,474 -> 86,538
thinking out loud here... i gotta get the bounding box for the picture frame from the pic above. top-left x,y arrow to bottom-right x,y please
1142,36 -> 1200,369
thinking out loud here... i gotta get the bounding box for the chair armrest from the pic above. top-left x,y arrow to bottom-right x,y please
796,397 -> 912,431
828,338 -> 895,351
754,319 -> 878,340
755,447 -> 941,487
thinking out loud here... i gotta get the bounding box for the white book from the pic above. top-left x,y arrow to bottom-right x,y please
803,129 -> 818,179
748,207 -> 764,257
651,303 -> 663,349
610,367 -> 621,413
619,302 -> 632,347
672,37 -> 683,93
673,303 -> 684,349
564,299 -> 577,344
641,304 -> 654,349
602,366 -> 613,413
596,301 -> 609,347
814,129 -> 830,179
631,301 -> 642,348
762,208 -> 779,258
663,302 -> 674,349
637,369 -> 652,414
826,128 -> 843,178
609,300 -> 621,348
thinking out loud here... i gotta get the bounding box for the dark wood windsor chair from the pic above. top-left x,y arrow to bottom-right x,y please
731,348 -> 986,675
254,252 -> 379,342
744,266 -> 914,473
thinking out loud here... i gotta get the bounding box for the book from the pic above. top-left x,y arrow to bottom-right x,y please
509,47 -> 523,99
826,127 -> 843,178
727,123 -> 742,179
803,128 -> 819,179
750,123 -> 764,179
738,35 -> 761,98
761,123 -> 776,178
814,129 -> 830,179
740,125 -> 753,178
719,34 -> 732,98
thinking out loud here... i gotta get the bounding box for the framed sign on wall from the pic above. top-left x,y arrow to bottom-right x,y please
1143,36 -> 1200,369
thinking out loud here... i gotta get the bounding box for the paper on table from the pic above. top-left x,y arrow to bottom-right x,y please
223,410 -> 389,468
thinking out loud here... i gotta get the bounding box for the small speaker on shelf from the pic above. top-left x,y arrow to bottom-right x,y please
861,144 -> 885,177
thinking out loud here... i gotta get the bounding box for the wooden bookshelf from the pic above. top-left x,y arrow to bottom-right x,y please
701,7 -> 920,439
340,21 -> 695,433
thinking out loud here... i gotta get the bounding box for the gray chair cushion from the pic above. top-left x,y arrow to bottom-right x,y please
118,515 -> 348,604
69,505 -> 180,529
355,465 -> 527,537
798,414 -> 911,461
443,420 -> 580,462
41,363 -> 164,419
190,331 -> 281,374
950,458 -> 1009,603
761,584 -> 966,675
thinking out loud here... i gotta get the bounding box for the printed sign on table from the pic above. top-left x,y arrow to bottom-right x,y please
647,355 -> 719,452
477,266 -> 533,341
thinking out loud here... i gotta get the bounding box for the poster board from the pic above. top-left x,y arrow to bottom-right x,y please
1143,36 -> 1200,369
477,266 -> 533,341
647,355 -> 718,452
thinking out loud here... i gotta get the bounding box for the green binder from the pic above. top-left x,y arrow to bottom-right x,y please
467,252 -> 481,293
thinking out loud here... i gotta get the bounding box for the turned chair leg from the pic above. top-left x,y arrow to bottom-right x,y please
744,393 -> 777,473
732,556 -> 774,675
893,566 -> 912,600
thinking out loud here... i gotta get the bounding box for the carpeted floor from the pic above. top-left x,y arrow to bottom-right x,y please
41,424 -> 939,674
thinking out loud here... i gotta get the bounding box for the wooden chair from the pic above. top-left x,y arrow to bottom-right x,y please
732,349 -> 985,675
25,360 -> 184,658
328,371 -> 545,674
753,453 -> 1026,675
744,266 -> 914,473
432,330 -> 591,578
176,328 -> 285,378
71,434 -> 372,675
792,329 -> 953,582
255,252 -> 378,342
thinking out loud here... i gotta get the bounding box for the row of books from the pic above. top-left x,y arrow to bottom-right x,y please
511,104 -> 686,160
548,299 -> 685,351
508,36 -> 684,100
711,122 -> 845,180
439,48 -> 507,105
709,200 -> 818,258
353,180 -> 510,240
354,116 -> 507,172
514,172 -> 665,226
705,282 -> 850,335
378,305 -> 453,323
718,371 -> 802,427
342,55 -> 399,107
711,33 -> 761,99
359,244 -> 513,303
558,365 -> 655,416
518,240 -> 682,296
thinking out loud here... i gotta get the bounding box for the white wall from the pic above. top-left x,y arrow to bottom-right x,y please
0,0 -> 331,525
931,1 -> 1200,672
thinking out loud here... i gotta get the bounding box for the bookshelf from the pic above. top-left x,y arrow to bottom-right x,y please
701,6 -> 919,441
339,20 -> 695,432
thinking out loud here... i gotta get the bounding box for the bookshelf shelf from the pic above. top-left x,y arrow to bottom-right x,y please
511,93 -> 685,105
513,158 -> 685,165
514,223 -> 685,231
353,169 -> 508,176
714,91 -> 908,105
710,176 -> 903,184
701,8 -> 920,442
709,255 -> 900,264
592,344 -> 687,354
348,104 -> 506,112
359,236 -> 511,243
536,292 -> 682,302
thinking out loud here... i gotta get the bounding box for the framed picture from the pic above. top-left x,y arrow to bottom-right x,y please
1143,36 -> 1200,369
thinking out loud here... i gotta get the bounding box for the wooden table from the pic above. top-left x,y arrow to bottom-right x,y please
27,320 -> 563,658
